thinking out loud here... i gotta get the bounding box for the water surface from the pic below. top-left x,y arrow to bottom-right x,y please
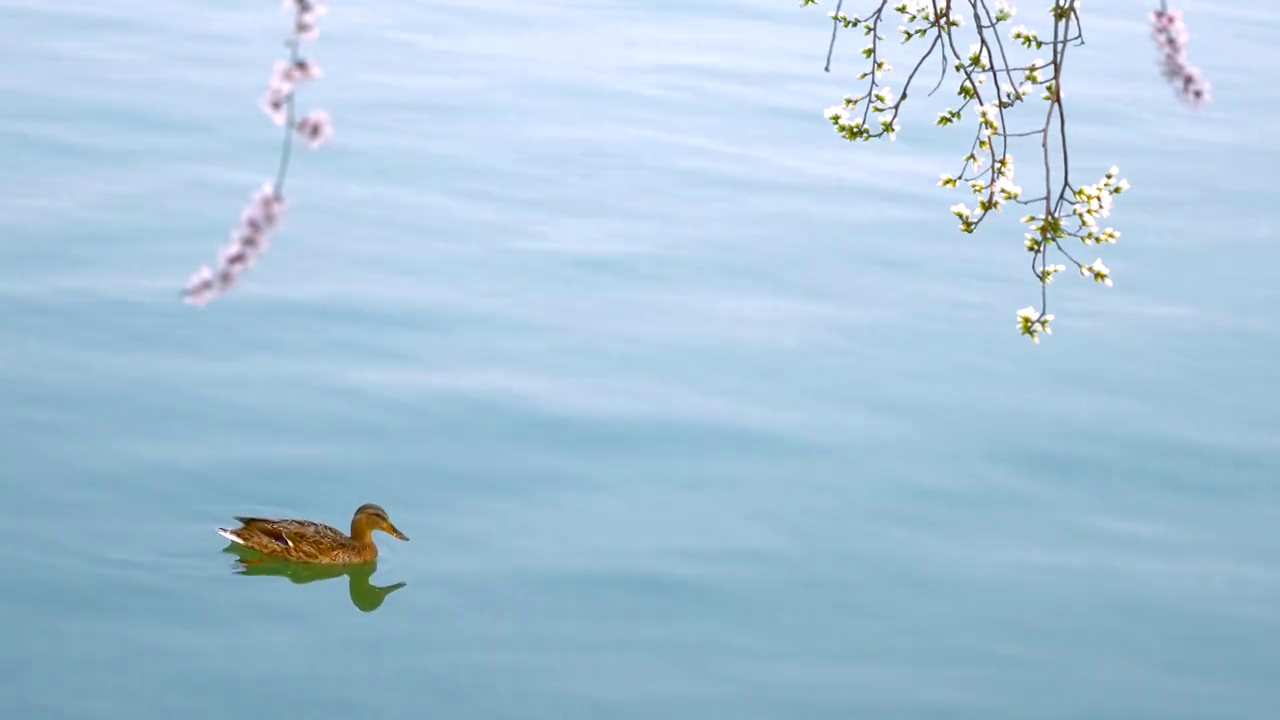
0,1 -> 1277,718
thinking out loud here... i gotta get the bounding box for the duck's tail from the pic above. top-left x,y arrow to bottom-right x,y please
216,527 -> 246,545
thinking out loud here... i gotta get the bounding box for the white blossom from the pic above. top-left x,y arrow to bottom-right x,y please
805,0 -> 1146,342
1082,258 -> 1113,286
1016,306 -> 1054,344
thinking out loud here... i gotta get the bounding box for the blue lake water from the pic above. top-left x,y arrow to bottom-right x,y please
1,1 -> 1277,717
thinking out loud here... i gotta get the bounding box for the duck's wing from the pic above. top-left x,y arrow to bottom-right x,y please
232,517 -> 347,549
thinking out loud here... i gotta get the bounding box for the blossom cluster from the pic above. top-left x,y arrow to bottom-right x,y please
1017,305 -> 1054,344
894,1 -> 966,30
808,1 -> 1155,344
1070,166 -> 1130,237
824,86 -> 900,141
261,58 -> 322,127
940,149 -> 1024,234
1150,6 -> 1210,107
182,0 -> 333,307
1013,164 -> 1129,343
183,184 -> 286,302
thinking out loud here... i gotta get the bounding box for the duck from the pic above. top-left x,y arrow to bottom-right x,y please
216,503 -> 409,564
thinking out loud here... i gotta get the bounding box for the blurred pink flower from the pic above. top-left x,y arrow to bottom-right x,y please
182,184 -> 287,307
260,87 -> 290,125
272,58 -> 322,86
183,0 -> 331,306
288,58 -> 322,82
286,0 -> 328,41
183,266 -> 217,307
1150,6 -> 1210,107
296,110 -> 333,149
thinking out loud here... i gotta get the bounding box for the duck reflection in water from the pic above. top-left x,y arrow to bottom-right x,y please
223,544 -> 408,613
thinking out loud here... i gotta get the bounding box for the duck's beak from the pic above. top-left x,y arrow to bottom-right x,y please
385,521 -> 409,541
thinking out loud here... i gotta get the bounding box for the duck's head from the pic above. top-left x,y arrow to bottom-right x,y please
352,503 -> 409,541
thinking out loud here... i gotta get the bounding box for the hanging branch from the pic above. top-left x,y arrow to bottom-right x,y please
1150,1 -> 1210,107
182,0 -> 334,307
805,1 -> 1210,343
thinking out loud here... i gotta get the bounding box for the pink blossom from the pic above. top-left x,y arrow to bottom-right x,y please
1150,6 -> 1210,107
288,58 -> 322,82
260,83 -> 291,126
260,58 -> 325,125
181,184 -> 286,307
216,267 -> 238,292
247,183 -> 285,228
285,0 -> 328,41
231,228 -> 269,254
284,0 -> 328,16
183,1 -> 332,306
273,58 -> 322,85
182,266 -> 217,307
295,110 -> 333,149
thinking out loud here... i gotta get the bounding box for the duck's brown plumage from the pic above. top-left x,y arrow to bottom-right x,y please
217,503 -> 409,564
